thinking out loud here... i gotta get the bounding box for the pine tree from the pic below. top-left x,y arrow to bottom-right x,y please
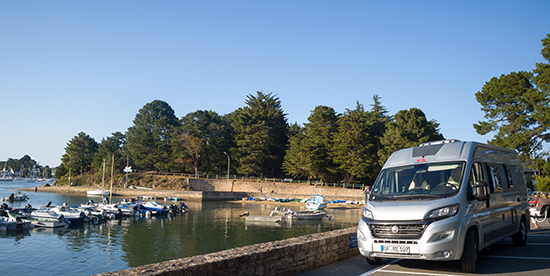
126,100 -> 181,171
62,132 -> 99,175
378,108 -> 444,165
331,102 -> 374,184
475,34 -> 550,159
230,92 -> 288,177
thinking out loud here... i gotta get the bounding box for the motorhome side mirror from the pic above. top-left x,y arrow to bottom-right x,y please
364,187 -> 371,201
473,181 -> 489,201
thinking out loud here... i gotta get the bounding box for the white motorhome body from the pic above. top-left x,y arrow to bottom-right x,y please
357,140 -> 529,273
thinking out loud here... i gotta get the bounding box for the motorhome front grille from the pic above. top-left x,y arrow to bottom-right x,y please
373,240 -> 418,244
369,224 -> 427,239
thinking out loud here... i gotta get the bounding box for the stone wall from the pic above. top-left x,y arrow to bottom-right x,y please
190,179 -> 365,201
22,179 -> 365,201
98,227 -> 359,276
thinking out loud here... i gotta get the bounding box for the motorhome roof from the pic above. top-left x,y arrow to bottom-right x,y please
418,139 -> 461,147
384,140 -> 518,169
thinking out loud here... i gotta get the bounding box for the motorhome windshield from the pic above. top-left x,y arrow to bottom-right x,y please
370,162 -> 464,201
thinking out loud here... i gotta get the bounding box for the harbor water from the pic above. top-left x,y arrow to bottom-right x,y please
1,180 -> 361,276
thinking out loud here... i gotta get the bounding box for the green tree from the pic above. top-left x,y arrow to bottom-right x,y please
331,102 -> 375,184
378,108 -> 444,165
284,105 -> 340,182
179,132 -> 203,176
535,176 -> 550,192
93,132 -> 126,173
475,34 -> 550,160
474,71 -> 545,157
180,110 -> 231,174
282,125 -> 309,178
230,92 -> 288,177
126,100 -> 181,171
359,95 -> 392,183
62,132 -> 99,175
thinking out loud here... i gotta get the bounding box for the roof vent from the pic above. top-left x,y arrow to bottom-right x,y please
418,139 -> 461,147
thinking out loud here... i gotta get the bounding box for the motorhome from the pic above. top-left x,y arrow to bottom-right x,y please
357,140 -> 529,273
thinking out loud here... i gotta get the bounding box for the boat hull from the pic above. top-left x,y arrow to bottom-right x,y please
87,190 -> 110,196
290,210 -> 326,220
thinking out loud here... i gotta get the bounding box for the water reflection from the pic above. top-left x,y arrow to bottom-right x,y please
0,228 -> 31,241
1,181 -> 361,275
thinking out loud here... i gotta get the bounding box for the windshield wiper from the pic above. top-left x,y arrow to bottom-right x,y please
369,193 -> 394,201
392,194 -> 446,200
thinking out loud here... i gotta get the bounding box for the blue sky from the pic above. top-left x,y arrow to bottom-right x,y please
1,1 -> 549,167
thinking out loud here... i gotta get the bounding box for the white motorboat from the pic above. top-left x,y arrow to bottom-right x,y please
305,194 -> 327,211
136,201 -> 169,216
9,211 -> 69,228
0,214 -> 34,230
97,203 -> 136,217
32,204 -> 89,224
2,191 -> 29,202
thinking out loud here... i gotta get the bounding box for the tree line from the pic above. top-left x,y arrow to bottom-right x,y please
1,155 -> 53,178
55,92 -> 443,186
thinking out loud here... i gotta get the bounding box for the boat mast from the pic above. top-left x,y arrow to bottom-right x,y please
110,154 -> 114,203
102,159 -> 106,190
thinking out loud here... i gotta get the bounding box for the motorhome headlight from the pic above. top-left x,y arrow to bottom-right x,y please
424,204 -> 460,220
362,207 -> 373,220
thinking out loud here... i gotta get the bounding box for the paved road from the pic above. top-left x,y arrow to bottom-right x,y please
300,221 -> 550,276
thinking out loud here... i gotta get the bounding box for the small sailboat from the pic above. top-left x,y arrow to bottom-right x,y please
87,159 -> 111,196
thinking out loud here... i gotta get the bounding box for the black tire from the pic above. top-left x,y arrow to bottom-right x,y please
366,256 -> 382,265
512,217 -> 528,246
461,229 -> 478,273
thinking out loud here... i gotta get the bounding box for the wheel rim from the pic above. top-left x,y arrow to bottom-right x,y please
473,233 -> 478,261
521,221 -> 527,240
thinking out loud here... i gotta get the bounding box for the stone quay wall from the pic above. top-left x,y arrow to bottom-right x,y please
189,179 -> 365,201
99,226 -> 359,276
23,180 -> 365,201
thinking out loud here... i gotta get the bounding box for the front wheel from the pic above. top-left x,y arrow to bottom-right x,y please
512,217 -> 528,246
366,256 -> 382,265
461,229 -> 478,273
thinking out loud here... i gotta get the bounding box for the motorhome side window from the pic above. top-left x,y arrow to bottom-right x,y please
486,163 -> 503,193
468,162 -> 484,197
504,164 -> 514,189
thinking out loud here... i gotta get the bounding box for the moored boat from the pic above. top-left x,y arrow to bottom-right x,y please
8,211 -> 69,228
0,213 -> 34,230
136,201 -> 169,216
245,215 -> 283,222
288,210 -> 327,220
32,204 -> 89,224
1,191 -> 29,202
305,194 -> 327,211
87,190 -> 110,196
97,203 -> 136,217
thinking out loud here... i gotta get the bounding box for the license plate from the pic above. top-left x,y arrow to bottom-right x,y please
381,245 -> 410,254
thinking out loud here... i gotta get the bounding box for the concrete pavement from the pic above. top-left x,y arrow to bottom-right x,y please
299,221 -> 550,276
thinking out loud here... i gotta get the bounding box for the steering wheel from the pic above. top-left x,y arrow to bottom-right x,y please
436,182 -> 458,190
